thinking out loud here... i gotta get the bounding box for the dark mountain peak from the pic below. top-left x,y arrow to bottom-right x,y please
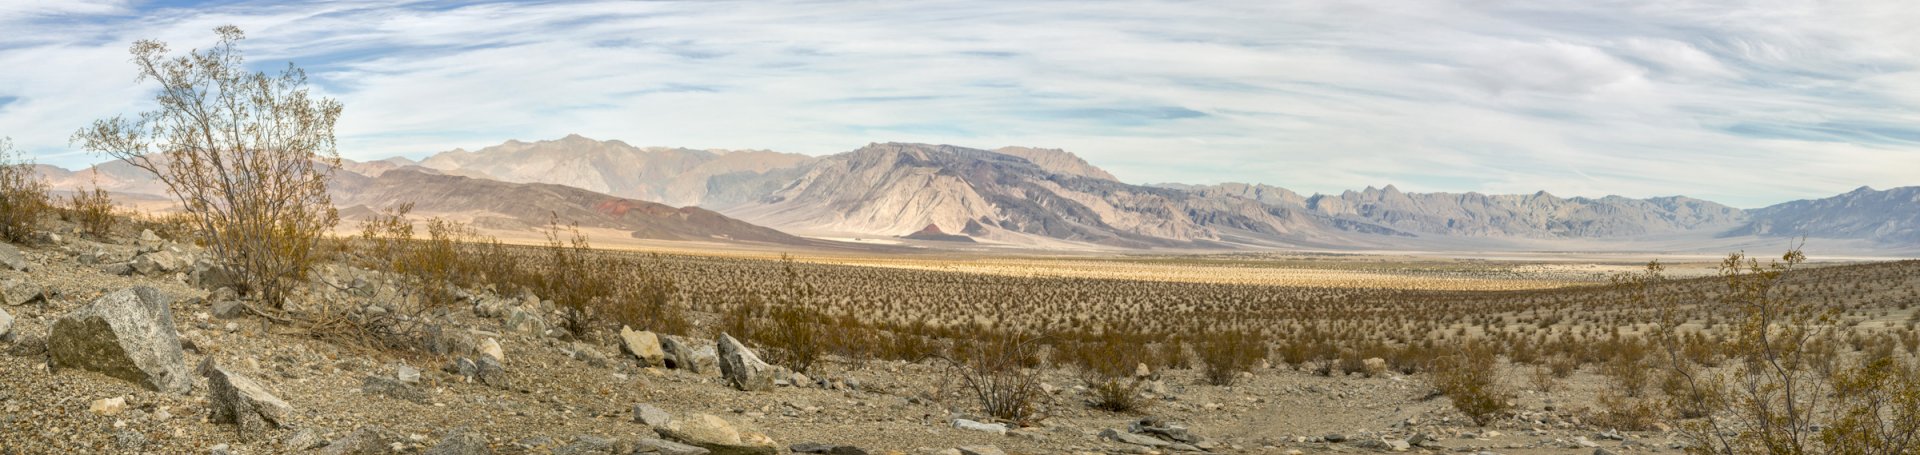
900,223 -> 975,243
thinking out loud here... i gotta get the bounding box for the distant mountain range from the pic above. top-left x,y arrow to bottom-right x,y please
329,169 -> 811,245
34,135 -> 1920,252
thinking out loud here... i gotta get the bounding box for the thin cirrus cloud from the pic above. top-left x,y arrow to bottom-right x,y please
0,0 -> 1917,207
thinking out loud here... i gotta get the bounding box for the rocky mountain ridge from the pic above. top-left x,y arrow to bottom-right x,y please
34,136 -> 1920,251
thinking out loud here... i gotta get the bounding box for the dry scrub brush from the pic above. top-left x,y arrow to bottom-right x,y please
64,181 -> 118,239
942,329 -> 1047,424
1198,329 -> 1265,386
1430,340 -> 1512,426
1625,248 -> 1920,454
0,137 -> 51,243
1058,324 -> 1156,412
74,26 -> 341,309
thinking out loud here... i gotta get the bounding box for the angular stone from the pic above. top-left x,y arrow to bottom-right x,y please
1363,357 -> 1388,376
952,419 -> 1007,435
113,429 -> 148,449
716,334 -> 774,392
190,259 -> 241,291
1101,429 -> 1172,448
446,357 -> 478,379
660,335 -> 701,373
480,337 -> 504,363
0,306 -> 12,342
829,446 -> 871,455
1,278 -> 44,306
634,403 -> 673,427
555,435 -> 619,455
0,243 -> 29,272
48,287 -> 192,393
657,413 -> 778,455
211,300 -> 246,319
505,308 -> 546,337
791,443 -> 834,454
5,333 -> 44,357
286,429 -> 327,451
204,360 -> 293,440
319,425 -> 395,455
568,341 -> 610,368
423,324 -> 478,356
131,250 -> 183,276
90,396 -> 127,415
957,447 -> 1005,455
621,326 -> 668,367
363,375 -> 429,403
635,438 -> 710,455
423,427 -> 490,455
396,364 -> 421,384
475,355 -> 510,388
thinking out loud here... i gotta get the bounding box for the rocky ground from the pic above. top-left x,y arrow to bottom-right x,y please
1,229 -> 1683,455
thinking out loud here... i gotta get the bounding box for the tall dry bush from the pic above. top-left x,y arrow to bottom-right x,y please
1431,340 -> 1512,426
356,203 -> 484,309
74,26 -> 341,309
0,137 -> 51,243
533,216 -> 615,338
944,329 -> 1046,424
754,256 -> 825,373
605,253 -> 686,336
1198,329 -> 1265,386
1628,248 -> 1920,454
1061,325 -> 1155,412
65,181 -> 118,238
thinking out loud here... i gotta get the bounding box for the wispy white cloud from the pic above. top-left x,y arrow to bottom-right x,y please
0,0 -> 1917,207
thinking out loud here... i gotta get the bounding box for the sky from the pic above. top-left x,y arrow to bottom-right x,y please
1,0 -> 1918,208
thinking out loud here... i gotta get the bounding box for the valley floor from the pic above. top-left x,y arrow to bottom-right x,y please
4,230 -> 1915,454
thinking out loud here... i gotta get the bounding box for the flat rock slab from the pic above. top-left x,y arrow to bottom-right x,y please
48,287 -> 192,393
0,243 -> 30,272
658,413 -> 778,455
2,278 -> 44,306
636,438 -> 710,455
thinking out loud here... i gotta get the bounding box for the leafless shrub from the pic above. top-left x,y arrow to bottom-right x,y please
943,329 -> 1046,424
74,26 -> 342,309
